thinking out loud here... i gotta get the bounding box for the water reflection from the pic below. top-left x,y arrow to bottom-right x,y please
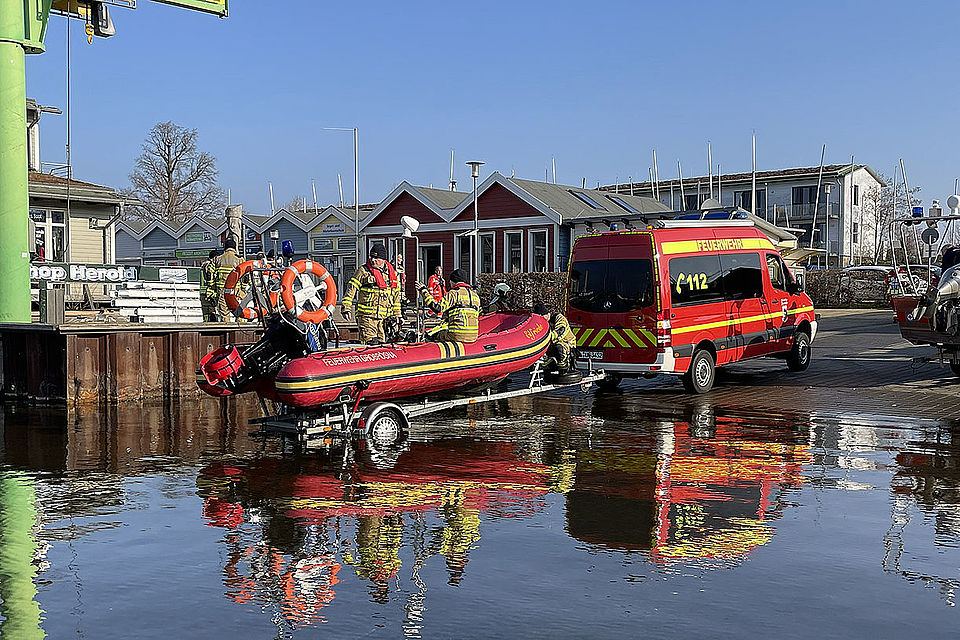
196,440 -> 557,625
1,394 -> 959,636
568,398 -> 811,564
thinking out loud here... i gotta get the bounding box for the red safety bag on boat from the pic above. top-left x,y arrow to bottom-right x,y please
199,346 -> 244,385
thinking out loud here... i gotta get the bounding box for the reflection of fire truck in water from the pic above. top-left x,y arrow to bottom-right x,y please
196,440 -> 557,625
567,402 -> 811,563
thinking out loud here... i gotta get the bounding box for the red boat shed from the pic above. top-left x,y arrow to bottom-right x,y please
362,172 -> 669,298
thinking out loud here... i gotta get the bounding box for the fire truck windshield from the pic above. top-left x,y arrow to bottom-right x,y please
569,259 -> 655,313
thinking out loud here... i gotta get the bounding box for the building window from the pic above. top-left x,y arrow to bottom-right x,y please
457,235 -> 472,273
606,195 -> 638,213
30,208 -> 65,262
852,184 -> 860,206
852,222 -> 859,244
570,191 -> 603,209
733,189 -> 767,214
530,230 -> 548,272
480,232 -> 495,274
392,237 -> 405,263
505,231 -> 523,273
683,194 -> 700,211
312,238 -> 335,252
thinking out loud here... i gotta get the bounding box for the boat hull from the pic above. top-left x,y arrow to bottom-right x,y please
274,312 -> 551,408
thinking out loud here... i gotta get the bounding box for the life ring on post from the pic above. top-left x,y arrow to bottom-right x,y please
224,260 -> 280,319
280,259 -> 338,323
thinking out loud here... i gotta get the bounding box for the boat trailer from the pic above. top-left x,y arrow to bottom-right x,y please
250,362 -> 606,452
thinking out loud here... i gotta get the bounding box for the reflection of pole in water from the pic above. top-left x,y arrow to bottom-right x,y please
0,473 -> 45,639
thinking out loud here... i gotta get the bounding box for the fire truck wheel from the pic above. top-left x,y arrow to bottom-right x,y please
683,349 -> 715,394
597,373 -> 622,390
787,331 -> 811,371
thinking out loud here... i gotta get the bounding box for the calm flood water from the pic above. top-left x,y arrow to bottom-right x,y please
0,390 -> 958,639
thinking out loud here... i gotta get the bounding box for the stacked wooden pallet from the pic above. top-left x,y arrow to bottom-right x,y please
111,282 -> 203,323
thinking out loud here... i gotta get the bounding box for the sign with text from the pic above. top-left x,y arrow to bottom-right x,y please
323,222 -> 347,234
30,263 -> 138,283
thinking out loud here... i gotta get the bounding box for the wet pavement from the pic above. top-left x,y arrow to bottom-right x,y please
0,309 -> 958,638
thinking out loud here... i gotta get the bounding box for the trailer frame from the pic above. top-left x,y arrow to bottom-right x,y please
250,362 -> 606,450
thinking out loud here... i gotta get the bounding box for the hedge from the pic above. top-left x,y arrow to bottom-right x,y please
479,268 -> 892,312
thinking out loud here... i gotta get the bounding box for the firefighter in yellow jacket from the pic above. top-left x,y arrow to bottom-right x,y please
533,302 -> 580,382
199,249 -> 219,322
340,243 -> 402,343
209,238 -> 243,321
416,269 -> 481,343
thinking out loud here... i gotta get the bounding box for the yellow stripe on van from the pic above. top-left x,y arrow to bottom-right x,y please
622,329 -> 646,348
660,237 -> 775,256
671,306 -> 814,335
608,329 -> 631,348
637,328 -> 657,345
588,329 -> 608,347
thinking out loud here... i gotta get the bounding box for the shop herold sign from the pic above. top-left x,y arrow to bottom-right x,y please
30,263 -> 138,283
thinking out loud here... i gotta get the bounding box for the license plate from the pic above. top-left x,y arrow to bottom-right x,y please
580,350 -> 604,361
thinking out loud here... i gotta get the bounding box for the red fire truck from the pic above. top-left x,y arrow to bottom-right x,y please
566,217 -> 818,393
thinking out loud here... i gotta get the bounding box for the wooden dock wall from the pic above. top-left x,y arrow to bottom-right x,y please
0,323 -> 261,407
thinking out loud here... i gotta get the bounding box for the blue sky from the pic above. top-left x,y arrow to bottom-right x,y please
26,0 -> 960,214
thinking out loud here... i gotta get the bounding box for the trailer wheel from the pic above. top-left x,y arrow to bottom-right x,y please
950,361 -> 960,377
360,403 -> 409,469
365,407 -> 406,448
682,349 -> 715,394
786,330 -> 811,371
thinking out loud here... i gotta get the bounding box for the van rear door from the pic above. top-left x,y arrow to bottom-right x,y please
567,233 -> 659,365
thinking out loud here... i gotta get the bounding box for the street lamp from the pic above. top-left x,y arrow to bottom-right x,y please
269,228 -> 280,262
824,182 -> 833,268
401,215 -> 421,337
466,161 -> 484,283
323,127 -> 360,267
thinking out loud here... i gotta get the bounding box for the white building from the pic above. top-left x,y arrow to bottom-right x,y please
609,164 -> 886,267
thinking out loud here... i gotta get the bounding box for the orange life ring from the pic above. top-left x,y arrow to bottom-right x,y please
280,259 -> 338,323
224,260 -> 280,319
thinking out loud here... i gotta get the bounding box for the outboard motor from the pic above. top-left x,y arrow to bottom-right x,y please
199,315 -> 326,393
909,264 -> 960,331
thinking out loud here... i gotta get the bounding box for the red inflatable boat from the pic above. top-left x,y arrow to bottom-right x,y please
274,312 -> 551,408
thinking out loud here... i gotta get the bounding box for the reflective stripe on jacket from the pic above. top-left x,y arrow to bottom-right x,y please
200,260 -> 217,297
551,312 -> 577,349
341,265 -> 402,319
422,283 -> 481,342
209,248 -> 242,290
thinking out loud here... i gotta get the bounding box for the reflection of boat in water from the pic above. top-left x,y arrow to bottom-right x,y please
196,440 -> 556,625
567,403 -> 810,564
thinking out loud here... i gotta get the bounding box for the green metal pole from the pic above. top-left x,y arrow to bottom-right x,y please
0,0 -> 32,323
0,473 -> 45,639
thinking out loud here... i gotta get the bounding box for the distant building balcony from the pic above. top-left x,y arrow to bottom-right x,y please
785,202 -> 841,222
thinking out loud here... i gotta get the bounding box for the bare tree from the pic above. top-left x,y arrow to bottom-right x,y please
283,195 -> 307,213
128,121 -> 225,224
861,172 -> 922,264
